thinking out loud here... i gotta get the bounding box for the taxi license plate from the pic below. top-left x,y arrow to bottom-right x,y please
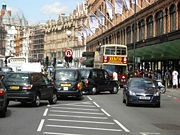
11,86 -> 20,90
61,84 -> 71,87
63,87 -> 68,91
139,96 -> 150,100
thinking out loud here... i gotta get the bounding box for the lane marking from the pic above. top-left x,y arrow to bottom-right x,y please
43,108 -> 48,116
48,102 -> 92,107
101,109 -> 111,117
113,119 -> 130,133
48,114 -> 108,119
93,102 -> 100,108
44,131 -> 83,135
37,119 -> 45,132
48,119 -> 114,125
62,104 -> 95,108
51,107 -> 99,111
46,124 -> 122,132
87,96 -> 92,101
50,110 -> 104,115
140,132 -> 160,135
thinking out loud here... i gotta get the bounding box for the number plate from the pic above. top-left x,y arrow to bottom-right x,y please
139,96 -> 150,100
61,84 -> 71,87
63,87 -> 68,91
11,86 -> 20,90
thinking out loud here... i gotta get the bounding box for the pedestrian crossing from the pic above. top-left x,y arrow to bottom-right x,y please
37,97 -> 130,135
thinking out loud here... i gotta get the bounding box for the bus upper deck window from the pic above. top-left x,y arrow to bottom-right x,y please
105,47 -> 115,55
117,47 -> 121,55
122,48 -> 126,55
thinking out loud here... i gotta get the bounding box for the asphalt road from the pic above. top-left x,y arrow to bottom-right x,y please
0,89 -> 180,135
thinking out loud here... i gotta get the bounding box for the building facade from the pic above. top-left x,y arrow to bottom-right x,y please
86,0 -> 180,74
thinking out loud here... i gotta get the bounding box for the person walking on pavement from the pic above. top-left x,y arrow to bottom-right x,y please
143,68 -> 148,78
113,69 -> 118,81
164,69 -> 171,88
172,68 -> 179,89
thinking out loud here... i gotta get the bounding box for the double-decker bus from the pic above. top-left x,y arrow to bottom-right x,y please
94,44 -> 127,86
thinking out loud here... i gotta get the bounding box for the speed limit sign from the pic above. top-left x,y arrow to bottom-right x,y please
65,49 -> 73,57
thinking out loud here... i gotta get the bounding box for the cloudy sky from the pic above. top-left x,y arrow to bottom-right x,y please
4,0 -> 81,24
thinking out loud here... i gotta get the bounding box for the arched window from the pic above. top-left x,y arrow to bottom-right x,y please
117,31 -> 120,44
126,26 -> 131,44
155,11 -> 164,36
109,35 -> 112,44
139,19 -> 145,41
106,37 -> 108,44
165,8 -> 168,33
103,39 -> 105,45
132,24 -> 137,42
170,4 -> 176,31
146,15 -> 153,38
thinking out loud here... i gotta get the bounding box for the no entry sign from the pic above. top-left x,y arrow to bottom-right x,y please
65,49 -> 73,57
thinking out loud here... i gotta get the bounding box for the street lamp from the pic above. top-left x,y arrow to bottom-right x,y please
133,0 -> 137,73
66,30 -> 72,49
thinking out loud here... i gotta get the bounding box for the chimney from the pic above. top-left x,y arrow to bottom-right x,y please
8,10 -> 11,16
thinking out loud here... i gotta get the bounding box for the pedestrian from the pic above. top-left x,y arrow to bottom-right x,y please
172,68 -> 179,89
113,69 -> 118,81
143,68 -> 148,78
164,69 -> 171,88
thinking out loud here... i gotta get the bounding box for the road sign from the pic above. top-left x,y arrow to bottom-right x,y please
65,49 -> 73,57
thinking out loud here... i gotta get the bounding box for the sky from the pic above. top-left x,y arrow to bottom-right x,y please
3,0 -> 81,24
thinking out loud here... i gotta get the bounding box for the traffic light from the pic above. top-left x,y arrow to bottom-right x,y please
65,56 -> 72,63
53,57 -> 56,67
45,56 -> 49,66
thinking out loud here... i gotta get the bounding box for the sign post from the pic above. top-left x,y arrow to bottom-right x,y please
65,49 -> 73,67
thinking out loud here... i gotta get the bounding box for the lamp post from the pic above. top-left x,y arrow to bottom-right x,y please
66,30 -> 72,67
133,0 -> 137,73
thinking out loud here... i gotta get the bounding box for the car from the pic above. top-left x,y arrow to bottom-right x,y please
123,78 -> 161,107
2,72 -> 57,107
56,60 -> 64,68
53,68 -> 83,99
79,68 -> 119,95
0,81 -> 7,117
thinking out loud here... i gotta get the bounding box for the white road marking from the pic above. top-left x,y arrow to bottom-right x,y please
48,102 -> 92,107
48,114 -> 108,119
51,107 -> 99,111
44,131 -> 83,135
167,95 -> 172,98
37,119 -> 45,132
48,119 -> 115,125
101,109 -> 111,117
140,132 -> 160,135
113,119 -> 130,133
87,96 -> 92,101
50,110 -> 104,115
43,108 -> 49,116
62,104 -> 95,108
46,124 -> 122,132
93,102 -> 100,108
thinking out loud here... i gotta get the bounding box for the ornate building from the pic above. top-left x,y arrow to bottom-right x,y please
86,0 -> 180,73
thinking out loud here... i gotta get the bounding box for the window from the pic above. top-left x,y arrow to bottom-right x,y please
105,46 -> 115,55
132,24 -> 137,42
165,8 -> 168,33
126,26 -> 131,44
117,32 -> 120,44
155,11 -> 164,36
139,19 -> 145,41
106,37 -> 108,44
147,15 -> 154,38
109,35 -> 112,44
170,4 -> 176,31
98,70 -> 105,79
117,47 -> 126,55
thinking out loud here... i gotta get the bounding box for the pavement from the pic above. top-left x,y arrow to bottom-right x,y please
165,88 -> 180,99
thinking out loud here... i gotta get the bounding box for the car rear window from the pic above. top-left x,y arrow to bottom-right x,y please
80,70 -> 90,79
4,73 -> 30,82
55,70 -> 78,81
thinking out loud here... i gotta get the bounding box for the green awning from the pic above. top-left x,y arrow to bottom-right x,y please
128,39 -> 180,62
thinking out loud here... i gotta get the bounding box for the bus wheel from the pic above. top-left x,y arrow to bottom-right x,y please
91,87 -> 97,95
110,86 -> 118,94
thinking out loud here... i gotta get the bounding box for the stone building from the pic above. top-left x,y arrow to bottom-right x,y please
86,0 -> 180,74
44,0 -> 88,67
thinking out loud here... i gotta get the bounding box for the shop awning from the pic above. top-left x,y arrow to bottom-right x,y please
128,39 -> 180,62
